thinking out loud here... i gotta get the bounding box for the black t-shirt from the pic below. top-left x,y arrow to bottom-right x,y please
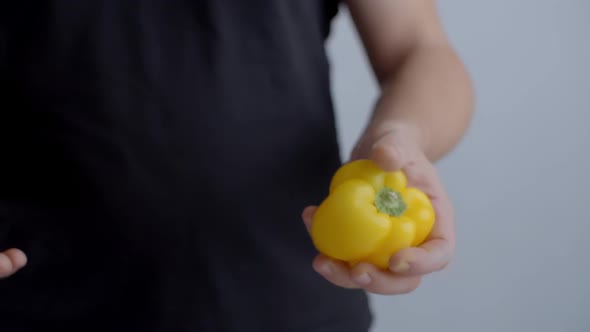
0,1 -> 372,331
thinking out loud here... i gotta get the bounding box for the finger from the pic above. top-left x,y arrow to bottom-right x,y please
402,158 -> 441,197
390,193 -> 455,276
370,129 -> 421,172
370,133 -> 407,172
301,205 -> 317,233
312,254 -> 358,289
389,238 -> 454,276
428,191 -> 456,247
0,248 -> 28,278
350,262 -> 422,295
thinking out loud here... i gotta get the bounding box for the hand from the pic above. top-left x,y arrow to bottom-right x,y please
302,125 -> 455,295
0,248 -> 27,279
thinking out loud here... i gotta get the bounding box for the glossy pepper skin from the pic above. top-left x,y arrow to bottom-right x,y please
310,159 -> 435,269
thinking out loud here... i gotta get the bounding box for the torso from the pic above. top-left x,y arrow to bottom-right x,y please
0,1 -> 372,331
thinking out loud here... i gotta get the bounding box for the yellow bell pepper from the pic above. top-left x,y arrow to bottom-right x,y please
310,159 -> 435,269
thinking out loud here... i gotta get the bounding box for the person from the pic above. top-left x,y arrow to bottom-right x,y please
0,0 -> 474,331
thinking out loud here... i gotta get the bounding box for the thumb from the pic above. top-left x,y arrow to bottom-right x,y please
370,131 -> 412,172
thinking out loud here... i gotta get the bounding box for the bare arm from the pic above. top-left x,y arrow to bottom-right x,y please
304,1 -> 471,293
346,0 -> 474,161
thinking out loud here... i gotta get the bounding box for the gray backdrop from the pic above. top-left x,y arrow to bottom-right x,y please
326,1 -> 590,331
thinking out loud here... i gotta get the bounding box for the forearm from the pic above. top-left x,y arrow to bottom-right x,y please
366,45 -> 474,162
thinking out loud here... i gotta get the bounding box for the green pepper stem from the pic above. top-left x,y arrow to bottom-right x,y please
375,187 -> 407,217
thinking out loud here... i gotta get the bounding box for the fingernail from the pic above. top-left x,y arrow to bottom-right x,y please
353,273 -> 372,285
391,260 -> 410,273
